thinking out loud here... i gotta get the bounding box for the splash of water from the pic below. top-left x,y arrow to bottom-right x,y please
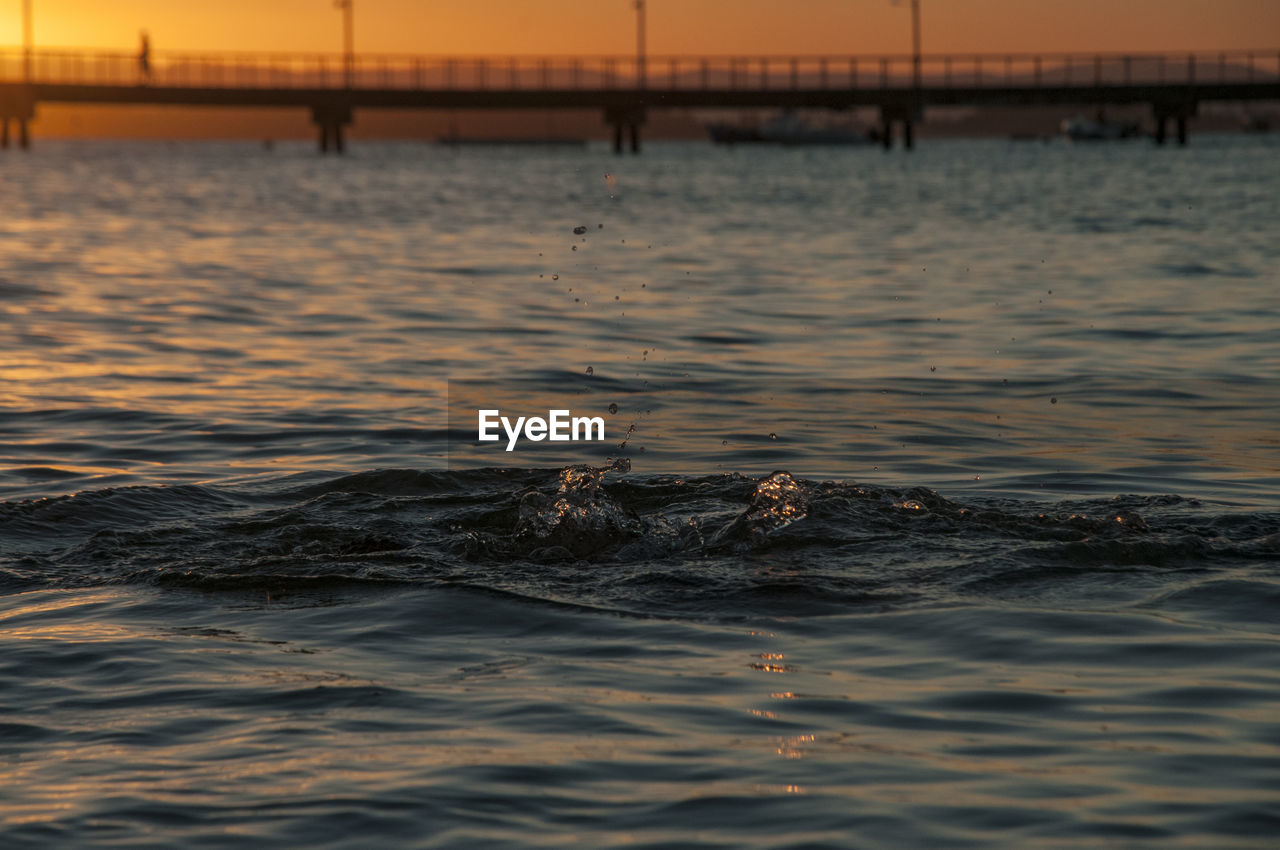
511,458 -> 638,559
707,470 -> 808,551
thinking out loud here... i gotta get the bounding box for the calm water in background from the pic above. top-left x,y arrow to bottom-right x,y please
2,136 -> 1279,847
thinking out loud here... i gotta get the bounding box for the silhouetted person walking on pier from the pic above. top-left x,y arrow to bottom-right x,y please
138,31 -> 152,84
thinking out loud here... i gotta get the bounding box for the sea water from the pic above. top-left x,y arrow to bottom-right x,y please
1,136 -> 1278,848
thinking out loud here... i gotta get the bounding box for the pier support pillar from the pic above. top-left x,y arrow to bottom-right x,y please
311,104 -> 354,155
1,90 -> 36,152
879,105 -> 919,151
605,105 -> 647,156
1153,101 -> 1196,148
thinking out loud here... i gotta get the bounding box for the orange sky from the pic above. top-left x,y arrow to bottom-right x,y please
2,0 -> 1277,57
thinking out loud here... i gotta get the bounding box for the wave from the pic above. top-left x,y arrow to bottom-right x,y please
2,463 -> 1276,618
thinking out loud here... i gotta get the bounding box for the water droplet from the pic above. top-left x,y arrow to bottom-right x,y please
608,403 -> 618,414
585,366 -> 594,376
571,245 -> 577,251
598,223 -> 604,229
930,365 -> 936,372
1051,397 -> 1058,404
769,433 -> 777,440
721,440 -> 728,446
552,274 -> 559,280
573,225 -> 587,235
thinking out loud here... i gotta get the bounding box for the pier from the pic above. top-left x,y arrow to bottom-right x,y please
2,48 -> 1278,152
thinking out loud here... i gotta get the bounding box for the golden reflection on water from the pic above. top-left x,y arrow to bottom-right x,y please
0,589 -> 133,639
2,586 -> 1277,840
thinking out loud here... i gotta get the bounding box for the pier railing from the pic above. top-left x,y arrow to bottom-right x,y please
2,48 -> 1278,91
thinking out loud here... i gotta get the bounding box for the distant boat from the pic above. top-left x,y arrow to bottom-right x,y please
708,112 -> 876,146
706,123 -> 765,145
1241,114 -> 1273,133
1060,113 -> 1142,141
436,136 -> 587,147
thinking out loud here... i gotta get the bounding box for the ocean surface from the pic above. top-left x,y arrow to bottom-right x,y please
2,135 -> 1279,848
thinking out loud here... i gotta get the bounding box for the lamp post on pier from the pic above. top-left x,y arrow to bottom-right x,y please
635,0 -> 647,89
314,0 -> 355,153
885,0 -> 922,149
22,0 -> 33,82
910,0 -> 921,92
609,0 -> 647,154
334,0 -> 353,88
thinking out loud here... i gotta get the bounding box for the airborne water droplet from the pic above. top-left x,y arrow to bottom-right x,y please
585,366 -> 594,376
769,433 -> 777,440
608,403 -> 618,414
573,225 -> 587,235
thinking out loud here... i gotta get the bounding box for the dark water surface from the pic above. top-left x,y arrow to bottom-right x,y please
2,137 -> 1279,847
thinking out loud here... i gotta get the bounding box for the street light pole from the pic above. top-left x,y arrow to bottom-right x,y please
22,0 -> 32,83
635,0 -> 646,90
335,0 -> 353,88
911,0 -> 921,92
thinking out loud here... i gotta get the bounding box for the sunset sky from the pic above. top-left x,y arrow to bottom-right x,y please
2,0 -> 1277,57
